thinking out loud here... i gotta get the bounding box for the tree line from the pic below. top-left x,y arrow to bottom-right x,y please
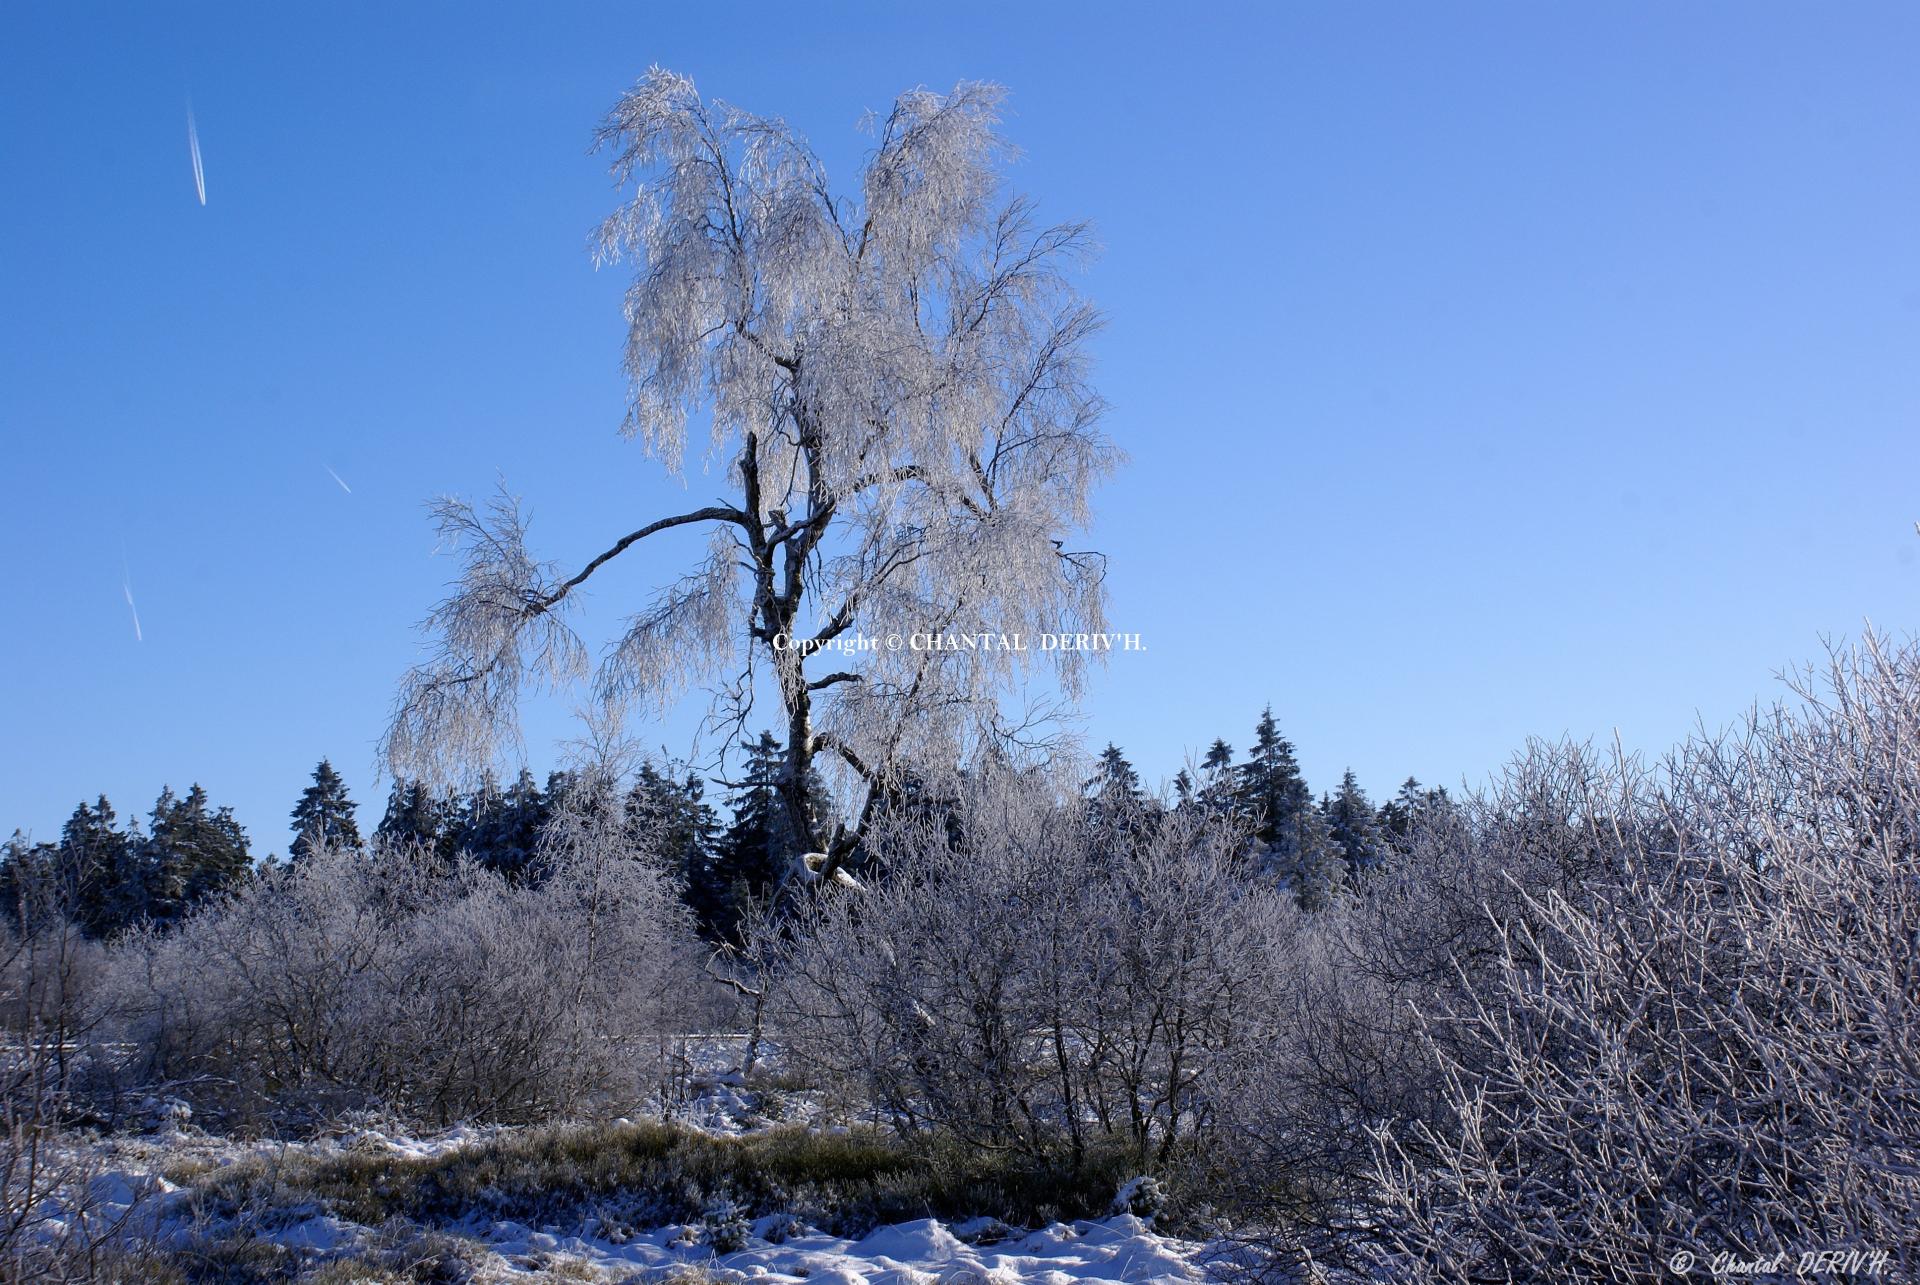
3,709 -> 1440,943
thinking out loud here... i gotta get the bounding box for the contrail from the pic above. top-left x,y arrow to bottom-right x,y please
323,464 -> 352,494
121,576 -> 143,642
187,103 -> 206,206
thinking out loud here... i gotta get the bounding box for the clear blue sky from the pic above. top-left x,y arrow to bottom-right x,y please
4,2 -> 1917,855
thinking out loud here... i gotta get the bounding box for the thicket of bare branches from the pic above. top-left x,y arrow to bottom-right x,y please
771,763 -> 1295,1180
766,636 -> 1918,1278
0,852 -> 132,1280
96,784 -> 711,1130
1359,636 -> 1920,1281
1214,740 -> 1658,1256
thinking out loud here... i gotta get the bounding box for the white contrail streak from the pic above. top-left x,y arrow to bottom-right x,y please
323,464 -> 352,494
122,579 -> 143,642
187,104 -> 206,206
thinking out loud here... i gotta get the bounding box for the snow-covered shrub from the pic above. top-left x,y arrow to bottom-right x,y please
774,760 -> 1293,1180
0,883 -> 126,1279
96,780 -> 712,1128
1365,635 -> 1920,1280
1111,1175 -> 1168,1221
701,1195 -> 752,1252
758,1212 -> 806,1244
1212,737 -> 1659,1264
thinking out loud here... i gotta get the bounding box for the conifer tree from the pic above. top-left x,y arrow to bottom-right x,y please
1277,804 -> 1344,911
375,779 -> 448,856
440,768 -> 544,877
1226,709 -> 1342,908
1237,707 -> 1311,847
1086,743 -> 1144,809
1196,737 -> 1239,817
0,832 -> 56,929
1323,769 -> 1383,877
1378,775 -> 1454,850
443,770 -> 497,864
629,763 -> 722,933
289,760 -> 361,862
1084,743 -> 1158,844
49,796 -> 144,936
1377,776 -> 1422,845
712,733 -> 788,942
488,767 -> 548,878
148,784 -> 251,920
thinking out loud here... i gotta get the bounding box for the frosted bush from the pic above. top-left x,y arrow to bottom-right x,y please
97,785 -> 711,1129
774,759 -> 1292,1174
1364,635 -> 1920,1280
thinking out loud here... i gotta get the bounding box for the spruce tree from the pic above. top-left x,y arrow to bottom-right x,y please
0,833 -> 54,930
1276,804 -> 1344,911
712,732 -> 787,943
1237,707 -> 1310,847
489,768 -> 548,878
440,768 -> 546,878
1377,776 -> 1422,845
629,763 -> 722,934
847,766 -> 958,878
1086,742 -> 1144,810
1226,710 -> 1343,908
147,784 -> 252,921
61,796 -> 142,936
1196,737 -> 1238,817
1323,769 -> 1383,877
289,760 -> 362,862
445,770 -> 497,864
0,832 -> 94,933
1378,776 -> 1454,850
375,779 -> 448,856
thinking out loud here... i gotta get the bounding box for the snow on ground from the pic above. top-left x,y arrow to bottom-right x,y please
648,1034 -> 828,1136
477,1211 -> 1207,1284
44,1037 -> 1221,1283
60,1150 -> 1215,1284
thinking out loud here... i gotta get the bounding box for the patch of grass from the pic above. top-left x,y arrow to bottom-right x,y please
117,1220 -> 491,1285
176,1121 -> 1138,1242
120,1230 -> 296,1284
299,1265 -> 411,1285
159,1153 -> 223,1185
504,1252 -> 603,1281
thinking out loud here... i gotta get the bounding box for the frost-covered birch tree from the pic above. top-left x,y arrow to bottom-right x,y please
385,69 -> 1115,884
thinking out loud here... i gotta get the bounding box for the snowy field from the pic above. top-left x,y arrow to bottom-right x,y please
37,1041 -> 1226,1284
70,1164 -> 1211,1285
477,1210 -> 1204,1285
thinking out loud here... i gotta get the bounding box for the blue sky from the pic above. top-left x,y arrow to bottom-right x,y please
4,2 -> 1917,854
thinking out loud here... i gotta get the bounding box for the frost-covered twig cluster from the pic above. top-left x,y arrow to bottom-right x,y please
1358,634 -> 1920,1280
95,781 -> 711,1130
771,762 -> 1292,1173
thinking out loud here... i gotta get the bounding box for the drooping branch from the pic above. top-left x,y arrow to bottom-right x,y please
543,505 -> 752,610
